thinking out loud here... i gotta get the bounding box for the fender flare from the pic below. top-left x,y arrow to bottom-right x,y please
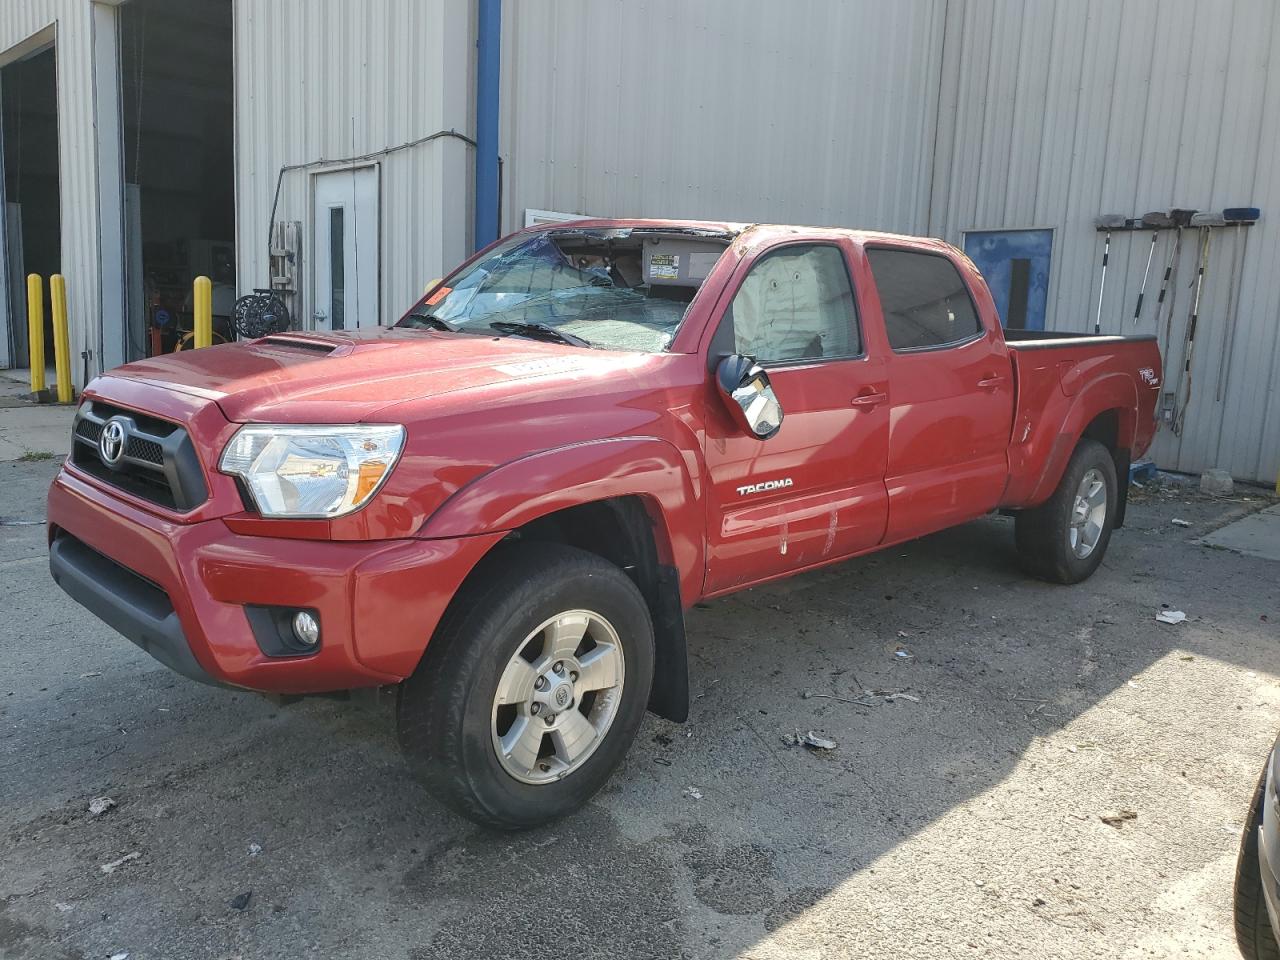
1018,373 -> 1139,507
419,436 -> 706,605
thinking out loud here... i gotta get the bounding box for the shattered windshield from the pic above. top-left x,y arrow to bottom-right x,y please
397,229 -> 729,352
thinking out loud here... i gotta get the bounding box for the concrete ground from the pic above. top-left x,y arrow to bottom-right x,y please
0,369 -> 74,464
1,451 -> 1277,960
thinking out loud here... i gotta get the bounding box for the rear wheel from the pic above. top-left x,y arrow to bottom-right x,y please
397,542 -> 654,830
1236,758 -> 1280,960
1015,438 -> 1117,584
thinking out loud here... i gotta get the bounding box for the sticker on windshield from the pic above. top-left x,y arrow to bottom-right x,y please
650,254 -> 680,280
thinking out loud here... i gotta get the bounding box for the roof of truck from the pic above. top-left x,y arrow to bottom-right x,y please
520,217 -> 956,256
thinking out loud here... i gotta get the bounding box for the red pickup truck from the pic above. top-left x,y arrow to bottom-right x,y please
48,220 -> 1161,828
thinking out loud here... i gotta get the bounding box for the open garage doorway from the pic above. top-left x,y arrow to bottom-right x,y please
119,0 -> 234,357
0,40 -> 60,371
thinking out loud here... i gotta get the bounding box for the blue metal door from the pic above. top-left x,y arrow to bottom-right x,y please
962,229 -> 1053,331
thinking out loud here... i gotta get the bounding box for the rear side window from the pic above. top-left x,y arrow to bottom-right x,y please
724,244 -> 860,364
866,248 -> 982,351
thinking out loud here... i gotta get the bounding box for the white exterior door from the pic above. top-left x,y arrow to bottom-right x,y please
312,166 -> 379,330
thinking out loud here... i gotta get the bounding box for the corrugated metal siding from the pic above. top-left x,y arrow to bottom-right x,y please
930,0 -> 1280,482
233,0 -> 473,330
0,2 -> 102,386
499,0 -> 946,235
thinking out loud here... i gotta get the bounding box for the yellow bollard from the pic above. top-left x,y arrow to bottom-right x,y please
50,274 -> 73,403
193,276 -> 212,349
26,274 -> 45,394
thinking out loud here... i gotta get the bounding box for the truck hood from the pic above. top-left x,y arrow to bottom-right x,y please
106,328 -> 644,423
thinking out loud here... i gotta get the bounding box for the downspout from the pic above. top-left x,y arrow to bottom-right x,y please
474,0 -> 501,250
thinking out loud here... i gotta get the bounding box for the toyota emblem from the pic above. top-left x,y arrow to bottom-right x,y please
99,418 -> 127,466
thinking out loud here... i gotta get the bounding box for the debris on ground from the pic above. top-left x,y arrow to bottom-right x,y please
229,890 -> 253,911
654,757 -> 673,766
248,842 -> 262,857
87,796 -> 116,818
801,690 -> 876,707
1155,610 -> 1187,625
683,787 -> 703,800
1171,518 -> 1192,527
693,678 -> 721,701
782,730 -> 838,751
78,671 -> 101,679
869,689 -> 921,703
1100,809 -> 1138,828
893,646 -> 915,661
99,851 -> 140,875
109,952 -> 129,960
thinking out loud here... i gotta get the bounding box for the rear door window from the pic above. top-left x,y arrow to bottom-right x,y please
867,248 -> 982,351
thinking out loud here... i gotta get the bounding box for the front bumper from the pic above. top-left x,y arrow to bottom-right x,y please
1261,745 -> 1280,946
48,467 -> 504,694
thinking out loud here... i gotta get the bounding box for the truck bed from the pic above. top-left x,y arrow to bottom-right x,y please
1001,329 -> 1162,508
1004,329 -> 1158,350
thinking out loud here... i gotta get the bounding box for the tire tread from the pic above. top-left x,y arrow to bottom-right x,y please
396,541 -> 653,830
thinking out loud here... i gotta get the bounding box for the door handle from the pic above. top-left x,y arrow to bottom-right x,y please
977,375 -> 1007,389
850,392 -> 888,409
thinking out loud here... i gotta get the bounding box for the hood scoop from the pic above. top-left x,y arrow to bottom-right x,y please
256,335 -> 338,354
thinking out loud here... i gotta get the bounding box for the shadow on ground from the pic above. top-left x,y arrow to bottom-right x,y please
1,457 -> 1277,959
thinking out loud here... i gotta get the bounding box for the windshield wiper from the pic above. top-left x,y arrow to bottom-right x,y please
489,321 -> 591,348
402,312 -> 459,332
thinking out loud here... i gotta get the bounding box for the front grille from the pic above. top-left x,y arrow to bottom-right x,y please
125,435 -> 164,465
76,418 -> 103,444
70,401 -> 208,511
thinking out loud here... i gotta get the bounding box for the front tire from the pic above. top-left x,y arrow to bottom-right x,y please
397,542 -> 655,830
1236,758 -> 1280,960
1015,438 -> 1117,584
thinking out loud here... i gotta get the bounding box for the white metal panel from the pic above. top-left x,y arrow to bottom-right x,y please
233,0 -> 472,332
499,0 -> 946,237
0,3 -> 105,385
929,0 -> 1280,482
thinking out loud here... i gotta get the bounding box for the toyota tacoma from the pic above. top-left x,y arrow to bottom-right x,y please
48,220 -> 1162,828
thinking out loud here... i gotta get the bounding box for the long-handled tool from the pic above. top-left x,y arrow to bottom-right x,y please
1133,211 -> 1173,324
1215,206 -> 1261,402
1155,209 -> 1195,426
1093,214 -> 1126,334
1173,214 -> 1224,436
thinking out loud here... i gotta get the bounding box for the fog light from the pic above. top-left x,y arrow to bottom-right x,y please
292,611 -> 320,647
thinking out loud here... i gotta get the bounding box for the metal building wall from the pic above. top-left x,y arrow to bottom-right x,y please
498,0 -> 946,235
501,0 -> 1280,484
929,0 -> 1280,483
233,0 -> 474,329
0,2 -> 103,385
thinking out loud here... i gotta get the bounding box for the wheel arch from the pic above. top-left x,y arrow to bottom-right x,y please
1011,372 -> 1138,516
418,438 -> 703,722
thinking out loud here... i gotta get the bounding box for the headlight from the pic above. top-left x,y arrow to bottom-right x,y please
219,424 -> 406,518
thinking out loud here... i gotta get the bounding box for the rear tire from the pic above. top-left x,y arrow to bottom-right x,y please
397,542 -> 654,830
1236,758 -> 1280,960
1015,438 -> 1117,584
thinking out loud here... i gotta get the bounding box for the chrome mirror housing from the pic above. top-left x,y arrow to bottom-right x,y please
715,355 -> 783,440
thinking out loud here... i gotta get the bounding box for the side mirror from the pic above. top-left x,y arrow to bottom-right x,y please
715,355 -> 783,440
